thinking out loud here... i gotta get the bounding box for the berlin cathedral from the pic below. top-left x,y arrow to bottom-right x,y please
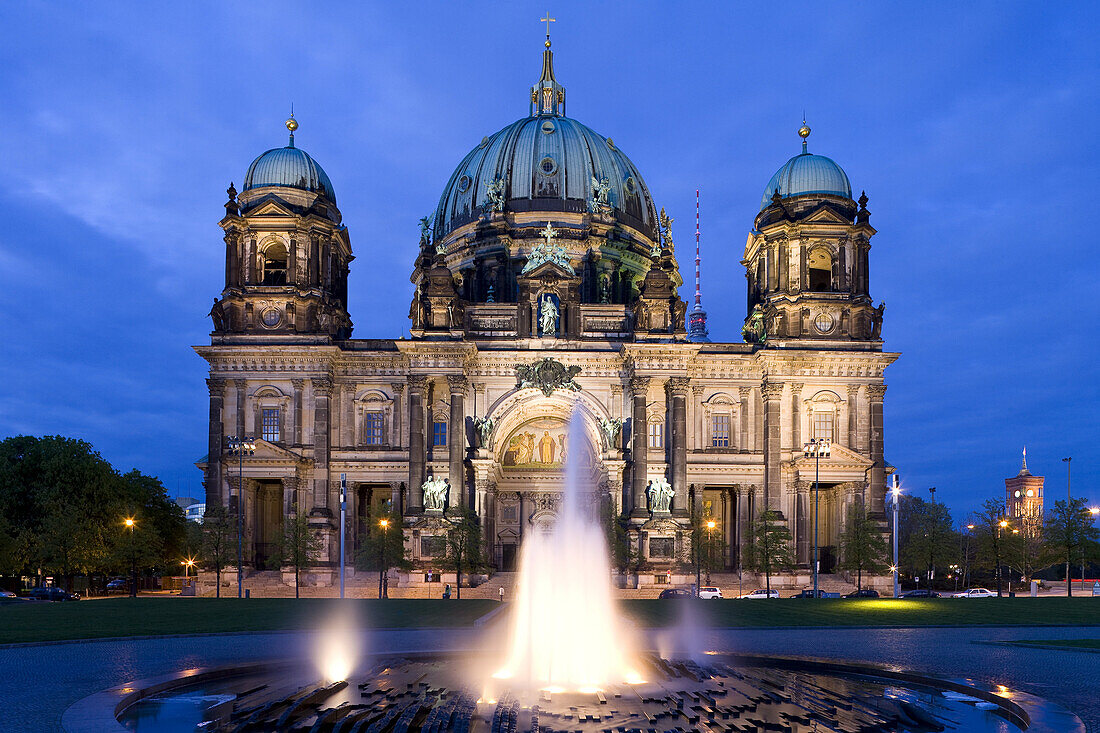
197,36 -> 896,588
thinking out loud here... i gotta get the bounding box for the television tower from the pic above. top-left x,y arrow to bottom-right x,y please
687,188 -> 710,342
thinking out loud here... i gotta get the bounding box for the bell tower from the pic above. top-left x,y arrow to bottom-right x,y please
210,116 -> 353,340
742,123 -> 883,346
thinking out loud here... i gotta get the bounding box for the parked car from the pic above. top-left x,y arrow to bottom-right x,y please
952,588 -> 995,598
106,578 -> 129,593
740,589 -> 780,599
658,588 -> 692,599
0,590 -> 16,598
843,589 -> 880,599
28,587 -> 80,602
900,589 -> 941,598
698,586 -> 723,599
792,589 -> 841,599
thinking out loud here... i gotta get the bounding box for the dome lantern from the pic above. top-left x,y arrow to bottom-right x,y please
242,116 -> 337,205
530,17 -> 565,117
759,122 -> 851,211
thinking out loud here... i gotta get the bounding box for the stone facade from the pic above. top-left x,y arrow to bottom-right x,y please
196,48 -> 897,584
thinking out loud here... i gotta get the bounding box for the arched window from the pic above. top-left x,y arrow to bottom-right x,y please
807,248 -> 833,292
261,242 -> 288,285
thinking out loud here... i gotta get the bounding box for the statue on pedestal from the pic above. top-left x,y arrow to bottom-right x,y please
647,477 -> 674,514
539,296 -> 559,337
422,476 -> 449,511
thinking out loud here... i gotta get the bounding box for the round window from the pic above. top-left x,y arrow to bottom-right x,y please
458,175 -> 471,193
814,312 -> 835,333
624,176 -> 636,194
1014,490 -> 1022,498
260,308 -> 281,328
541,119 -> 556,134
539,156 -> 557,176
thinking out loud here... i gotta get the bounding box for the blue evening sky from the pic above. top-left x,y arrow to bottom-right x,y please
0,3 -> 1096,517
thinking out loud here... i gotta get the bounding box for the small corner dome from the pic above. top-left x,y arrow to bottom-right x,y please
759,125 -> 851,211
243,118 -> 336,204
760,152 -> 851,211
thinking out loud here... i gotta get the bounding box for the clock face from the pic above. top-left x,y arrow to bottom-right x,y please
814,312 -> 835,334
1026,489 -> 1034,497
1014,490 -> 1022,498
260,308 -> 281,328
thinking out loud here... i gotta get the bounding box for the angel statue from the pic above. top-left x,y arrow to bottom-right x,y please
589,175 -> 611,212
483,175 -> 508,215
473,416 -> 494,448
422,476 -> 449,511
418,216 -> 432,248
597,416 -> 624,449
659,207 -> 674,251
647,476 -> 674,514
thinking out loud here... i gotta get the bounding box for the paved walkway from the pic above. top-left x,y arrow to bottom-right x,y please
1,625 -> 1097,732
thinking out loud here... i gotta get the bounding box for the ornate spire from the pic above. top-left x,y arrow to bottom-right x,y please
798,118 -> 811,154
1021,446 -> 1028,472
286,107 -> 298,148
688,188 -> 710,343
531,14 -> 565,116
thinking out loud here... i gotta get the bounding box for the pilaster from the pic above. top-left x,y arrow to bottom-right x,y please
407,375 -> 428,513
761,378 -> 784,513
447,375 -> 468,508
630,376 -> 650,519
666,377 -> 690,516
206,378 -> 226,506
310,376 -> 333,517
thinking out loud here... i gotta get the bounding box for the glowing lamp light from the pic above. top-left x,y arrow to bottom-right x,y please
1090,507 -> 1099,516
379,519 -> 389,529
967,524 -> 975,530
706,520 -> 716,530
999,520 -> 1008,528
123,517 -> 135,528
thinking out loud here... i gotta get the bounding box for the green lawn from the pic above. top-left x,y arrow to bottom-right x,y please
1007,639 -> 1100,650
0,598 -> 498,645
621,597 -> 1100,628
3,597 -> 1099,645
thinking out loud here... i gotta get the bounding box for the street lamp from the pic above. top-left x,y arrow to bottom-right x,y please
964,524 -> 975,589
1063,457 -> 1072,596
123,517 -> 136,598
705,520 -> 717,584
997,519 -> 1008,597
1085,507 -> 1099,593
803,438 -> 831,599
378,518 -> 389,599
891,475 -> 901,598
181,556 -> 196,592
226,435 -> 256,599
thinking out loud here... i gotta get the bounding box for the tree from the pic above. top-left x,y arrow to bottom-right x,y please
971,498 -> 1010,596
1043,498 -> 1100,597
838,502 -> 890,591
355,511 -> 410,598
898,496 -> 957,589
270,509 -> 324,598
601,497 -> 636,574
200,504 -> 235,597
742,509 -> 795,596
440,508 -> 487,599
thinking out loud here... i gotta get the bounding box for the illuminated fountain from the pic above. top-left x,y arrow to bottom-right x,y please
110,412 -> 1069,731
492,408 -> 640,693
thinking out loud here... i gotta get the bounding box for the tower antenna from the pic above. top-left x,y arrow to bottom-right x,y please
687,188 -> 710,342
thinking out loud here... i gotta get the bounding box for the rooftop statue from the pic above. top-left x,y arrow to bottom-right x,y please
483,175 -> 508,215
741,303 -> 768,344
589,175 -> 611,213
659,207 -> 674,251
522,222 -> 575,275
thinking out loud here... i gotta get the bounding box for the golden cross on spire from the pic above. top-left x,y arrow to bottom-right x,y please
541,11 -> 556,46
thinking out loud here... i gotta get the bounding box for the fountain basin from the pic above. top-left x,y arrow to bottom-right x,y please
91,651 -> 1083,732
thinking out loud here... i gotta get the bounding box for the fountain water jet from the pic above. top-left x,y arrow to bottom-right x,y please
493,408 -> 639,692
314,601 -> 359,683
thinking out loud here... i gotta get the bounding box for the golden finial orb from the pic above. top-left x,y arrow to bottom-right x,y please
798,121 -> 811,139
286,116 -> 299,133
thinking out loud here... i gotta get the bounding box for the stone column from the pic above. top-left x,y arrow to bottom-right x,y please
667,377 -> 690,516
310,376 -> 333,517
291,379 -> 304,446
738,386 -> 751,453
796,484 -> 810,565
790,383 -> 803,451
867,384 -> 887,513
630,377 -> 650,518
390,383 -> 405,448
281,476 -> 300,515
447,376 -> 467,508
407,375 -> 427,513
342,384 -> 355,448
691,385 -> 705,451
389,481 -> 403,516
847,384 -> 860,449
206,378 -> 226,505
234,379 -> 247,439
737,487 -> 752,568
761,379 -> 784,513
